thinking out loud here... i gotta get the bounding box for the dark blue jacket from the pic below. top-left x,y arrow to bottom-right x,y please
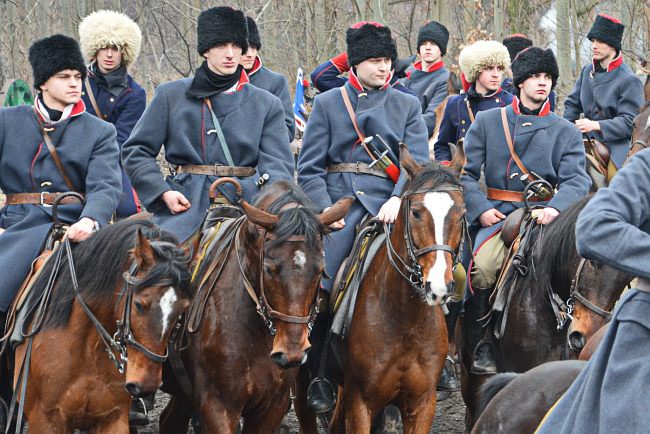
501,77 -> 556,112
434,87 -> 513,161
399,61 -> 450,136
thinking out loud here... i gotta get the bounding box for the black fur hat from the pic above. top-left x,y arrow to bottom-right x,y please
197,7 -> 248,55
29,34 -> 87,90
417,21 -> 449,56
246,16 -> 261,50
346,22 -> 398,68
587,13 -> 624,51
502,34 -> 533,62
512,47 -> 559,90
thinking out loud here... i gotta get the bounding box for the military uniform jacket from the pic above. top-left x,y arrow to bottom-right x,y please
0,101 -> 121,311
563,55 -> 644,168
297,73 -> 430,215
121,72 -> 294,242
399,60 -> 449,137
461,98 -> 591,226
434,87 -> 513,162
82,68 -> 146,146
247,56 -> 295,142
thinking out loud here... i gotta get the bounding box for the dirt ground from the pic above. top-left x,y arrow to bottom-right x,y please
138,390 -> 466,433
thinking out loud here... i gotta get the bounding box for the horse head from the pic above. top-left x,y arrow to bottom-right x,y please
123,228 -> 191,397
624,101 -> 650,165
397,143 -> 466,306
238,181 -> 353,369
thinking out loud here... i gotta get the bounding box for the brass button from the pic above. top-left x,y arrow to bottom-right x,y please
356,190 -> 365,195
81,91 -> 85,96
109,97 -> 115,103
461,120 -> 466,125
462,128 -> 466,132
496,98 -> 500,103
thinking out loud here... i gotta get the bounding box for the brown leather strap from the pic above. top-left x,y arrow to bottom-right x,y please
84,76 -> 106,120
177,165 -> 256,177
465,100 -> 475,122
486,187 -> 544,202
5,192 -> 85,206
500,107 -> 531,181
327,163 -> 388,179
32,107 -> 77,191
339,87 -> 376,162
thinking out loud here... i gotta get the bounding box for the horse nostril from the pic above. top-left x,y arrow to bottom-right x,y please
569,331 -> 586,350
125,382 -> 143,398
270,352 -> 289,368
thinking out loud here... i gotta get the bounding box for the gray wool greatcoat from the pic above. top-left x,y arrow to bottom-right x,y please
248,58 -> 295,142
461,101 -> 591,254
121,76 -> 294,242
399,62 -> 450,137
537,148 -> 650,434
297,80 -> 430,291
563,59 -> 644,168
0,103 -> 121,311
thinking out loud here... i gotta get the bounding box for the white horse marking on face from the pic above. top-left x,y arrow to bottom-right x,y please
160,287 -> 178,340
645,112 -> 650,130
294,250 -> 307,269
423,192 -> 455,305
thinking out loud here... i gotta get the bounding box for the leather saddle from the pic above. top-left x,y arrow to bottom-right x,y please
500,207 -> 527,249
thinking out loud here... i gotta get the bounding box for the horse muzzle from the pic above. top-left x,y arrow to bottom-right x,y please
568,330 -> 586,352
270,346 -> 310,369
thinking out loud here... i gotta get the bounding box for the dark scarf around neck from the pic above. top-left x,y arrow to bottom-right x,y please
518,99 -> 543,116
93,63 -> 128,96
186,62 -> 242,99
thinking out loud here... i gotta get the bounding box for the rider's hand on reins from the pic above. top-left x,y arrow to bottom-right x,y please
162,190 -> 191,214
67,217 -> 97,242
575,118 -> 601,133
532,207 -> 560,225
323,206 -> 345,229
377,196 -> 401,224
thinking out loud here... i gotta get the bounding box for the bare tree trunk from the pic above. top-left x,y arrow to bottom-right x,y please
493,0 -> 505,42
556,0 -> 573,103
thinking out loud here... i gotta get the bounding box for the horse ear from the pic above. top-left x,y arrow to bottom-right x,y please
449,138 -> 466,176
319,196 -> 355,227
240,200 -> 280,231
133,228 -> 155,270
399,142 -> 424,180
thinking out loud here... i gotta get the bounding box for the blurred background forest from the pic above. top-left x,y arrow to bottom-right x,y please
1,0 -> 649,111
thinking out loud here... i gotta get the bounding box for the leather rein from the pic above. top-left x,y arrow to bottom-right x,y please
384,185 -> 465,293
567,258 -> 613,321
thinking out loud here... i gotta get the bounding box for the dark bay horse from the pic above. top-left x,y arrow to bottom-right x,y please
299,146 -> 466,434
624,100 -> 650,165
13,219 -> 191,433
459,196 -> 632,429
159,181 -> 353,434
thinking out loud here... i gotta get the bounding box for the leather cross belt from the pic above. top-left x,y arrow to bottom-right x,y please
327,163 -> 388,179
177,165 -> 256,177
486,187 -> 546,202
4,192 -> 84,206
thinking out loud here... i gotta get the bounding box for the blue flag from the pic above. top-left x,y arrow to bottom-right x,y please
293,68 -> 307,132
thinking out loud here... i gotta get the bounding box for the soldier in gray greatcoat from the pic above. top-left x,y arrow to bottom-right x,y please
0,35 -> 121,313
564,13 -> 644,175
399,20 -> 450,137
240,16 -> 295,142
536,147 -> 650,433
297,22 -> 429,412
461,48 -> 591,374
122,7 -> 293,243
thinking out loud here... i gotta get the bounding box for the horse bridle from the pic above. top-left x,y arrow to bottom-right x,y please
234,213 -> 320,337
384,185 -> 465,293
567,258 -> 613,321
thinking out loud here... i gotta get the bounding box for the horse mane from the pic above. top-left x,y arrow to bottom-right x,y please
31,219 -> 191,330
533,195 -> 593,293
638,100 -> 650,113
475,372 -> 519,420
254,180 -> 325,252
400,162 -> 462,196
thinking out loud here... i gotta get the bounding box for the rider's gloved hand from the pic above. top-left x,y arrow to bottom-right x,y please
67,217 -> 98,242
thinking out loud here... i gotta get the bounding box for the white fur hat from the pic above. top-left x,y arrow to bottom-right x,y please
458,40 -> 511,83
79,10 -> 142,68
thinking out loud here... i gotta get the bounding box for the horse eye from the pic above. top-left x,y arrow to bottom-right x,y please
411,208 -> 421,220
134,300 -> 145,314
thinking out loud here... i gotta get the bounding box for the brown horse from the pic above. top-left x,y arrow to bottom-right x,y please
159,180 -> 353,434
12,219 -> 191,433
299,146 -> 466,434
624,100 -> 650,165
459,196 -> 632,429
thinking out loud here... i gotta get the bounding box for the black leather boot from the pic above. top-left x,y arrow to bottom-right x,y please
306,301 -> 336,413
437,355 -> 461,391
470,287 -> 498,375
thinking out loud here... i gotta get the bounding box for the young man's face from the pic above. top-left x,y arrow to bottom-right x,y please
355,57 -> 391,89
95,46 -> 123,74
476,65 -> 505,92
39,69 -> 83,109
204,42 -> 243,75
418,41 -> 442,65
519,72 -> 552,105
240,46 -> 258,70
591,39 -> 617,62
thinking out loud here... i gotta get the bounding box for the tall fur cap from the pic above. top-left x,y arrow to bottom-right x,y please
346,23 -> 398,67
79,10 -> 142,68
502,34 -> 533,61
587,13 -> 624,51
197,7 -> 248,55
29,34 -> 87,89
512,47 -> 559,89
458,40 -> 510,83
417,21 -> 449,56
246,16 -> 261,50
